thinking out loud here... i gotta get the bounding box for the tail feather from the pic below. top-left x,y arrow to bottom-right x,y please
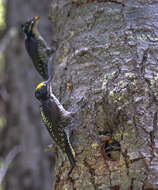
65,142 -> 76,168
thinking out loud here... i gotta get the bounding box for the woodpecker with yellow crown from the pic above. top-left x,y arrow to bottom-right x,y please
35,82 -> 76,173
21,16 -> 55,80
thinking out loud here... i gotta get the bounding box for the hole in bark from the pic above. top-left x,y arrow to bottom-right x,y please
101,138 -> 121,161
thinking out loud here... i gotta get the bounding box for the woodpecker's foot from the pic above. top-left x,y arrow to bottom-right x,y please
46,46 -> 56,56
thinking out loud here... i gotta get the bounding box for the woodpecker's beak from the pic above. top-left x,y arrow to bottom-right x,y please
31,16 -> 39,31
35,16 -> 40,20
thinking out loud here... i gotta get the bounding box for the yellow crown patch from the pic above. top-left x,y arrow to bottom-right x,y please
36,82 -> 44,90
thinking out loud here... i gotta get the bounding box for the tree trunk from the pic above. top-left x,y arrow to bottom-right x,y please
49,0 -> 158,189
4,0 -> 55,190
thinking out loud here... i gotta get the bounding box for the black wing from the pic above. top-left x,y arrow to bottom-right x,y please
41,98 -> 62,125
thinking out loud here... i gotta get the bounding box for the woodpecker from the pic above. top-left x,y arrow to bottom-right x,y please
102,138 -> 121,161
21,16 -> 54,80
35,82 -> 76,172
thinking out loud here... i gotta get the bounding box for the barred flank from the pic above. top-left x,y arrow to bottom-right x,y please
41,110 -> 76,168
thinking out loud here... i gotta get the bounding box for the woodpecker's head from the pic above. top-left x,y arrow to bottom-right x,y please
21,16 -> 39,38
35,82 -> 49,101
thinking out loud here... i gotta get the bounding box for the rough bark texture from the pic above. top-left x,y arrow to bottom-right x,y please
4,0 -> 55,190
49,0 -> 158,189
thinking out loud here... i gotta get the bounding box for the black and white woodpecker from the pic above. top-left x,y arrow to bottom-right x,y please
21,16 -> 55,80
35,82 -> 76,173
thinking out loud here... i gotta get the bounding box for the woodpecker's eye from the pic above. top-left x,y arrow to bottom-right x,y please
21,21 -> 31,34
21,17 -> 37,35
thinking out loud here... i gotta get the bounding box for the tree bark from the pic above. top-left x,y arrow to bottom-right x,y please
4,0 -> 55,190
49,0 -> 158,189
